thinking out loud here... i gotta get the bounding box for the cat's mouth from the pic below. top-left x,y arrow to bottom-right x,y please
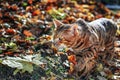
54,44 -> 67,51
53,39 -> 67,51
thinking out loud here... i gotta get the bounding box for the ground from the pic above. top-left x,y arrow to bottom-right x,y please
0,0 -> 120,80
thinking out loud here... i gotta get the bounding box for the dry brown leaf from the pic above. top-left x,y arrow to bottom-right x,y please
11,5 -> 18,11
28,0 -> 33,4
68,55 -> 77,65
23,30 -> 33,37
4,52 -> 13,55
6,29 -> 16,35
68,63 -> 75,74
32,9 -> 41,16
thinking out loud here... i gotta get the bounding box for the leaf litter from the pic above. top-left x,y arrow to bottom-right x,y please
0,0 -> 120,80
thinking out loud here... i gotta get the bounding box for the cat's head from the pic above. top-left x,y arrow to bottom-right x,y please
53,18 -> 89,48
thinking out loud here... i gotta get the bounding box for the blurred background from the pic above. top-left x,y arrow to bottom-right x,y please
99,0 -> 120,9
0,0 -> 120,80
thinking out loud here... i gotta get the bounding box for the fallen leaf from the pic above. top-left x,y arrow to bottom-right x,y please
28,0 -> 33,4
11,5 -> 18,11
68,63 -> 75,74
32,9 -> 41,16
2,59 -> 23,69
96,63 -> 103,72
68,55 -> 77,65
4,52 -> 13,55
6,29 -> 16,35
23,30 -> 33,37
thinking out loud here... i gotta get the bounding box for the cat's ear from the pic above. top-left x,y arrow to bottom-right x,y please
75,18 -> 88,30
76,18 -> 87,26
53,19 -> 64,29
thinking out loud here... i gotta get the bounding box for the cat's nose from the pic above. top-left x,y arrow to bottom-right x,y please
53,42 -> 59,48
53,38 -> 59,45
52,42 -> 56,46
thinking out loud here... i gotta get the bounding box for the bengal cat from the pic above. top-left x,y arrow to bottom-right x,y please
53,18 -> 117,78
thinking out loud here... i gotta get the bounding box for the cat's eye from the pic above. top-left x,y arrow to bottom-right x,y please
59,38 -> 63,40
